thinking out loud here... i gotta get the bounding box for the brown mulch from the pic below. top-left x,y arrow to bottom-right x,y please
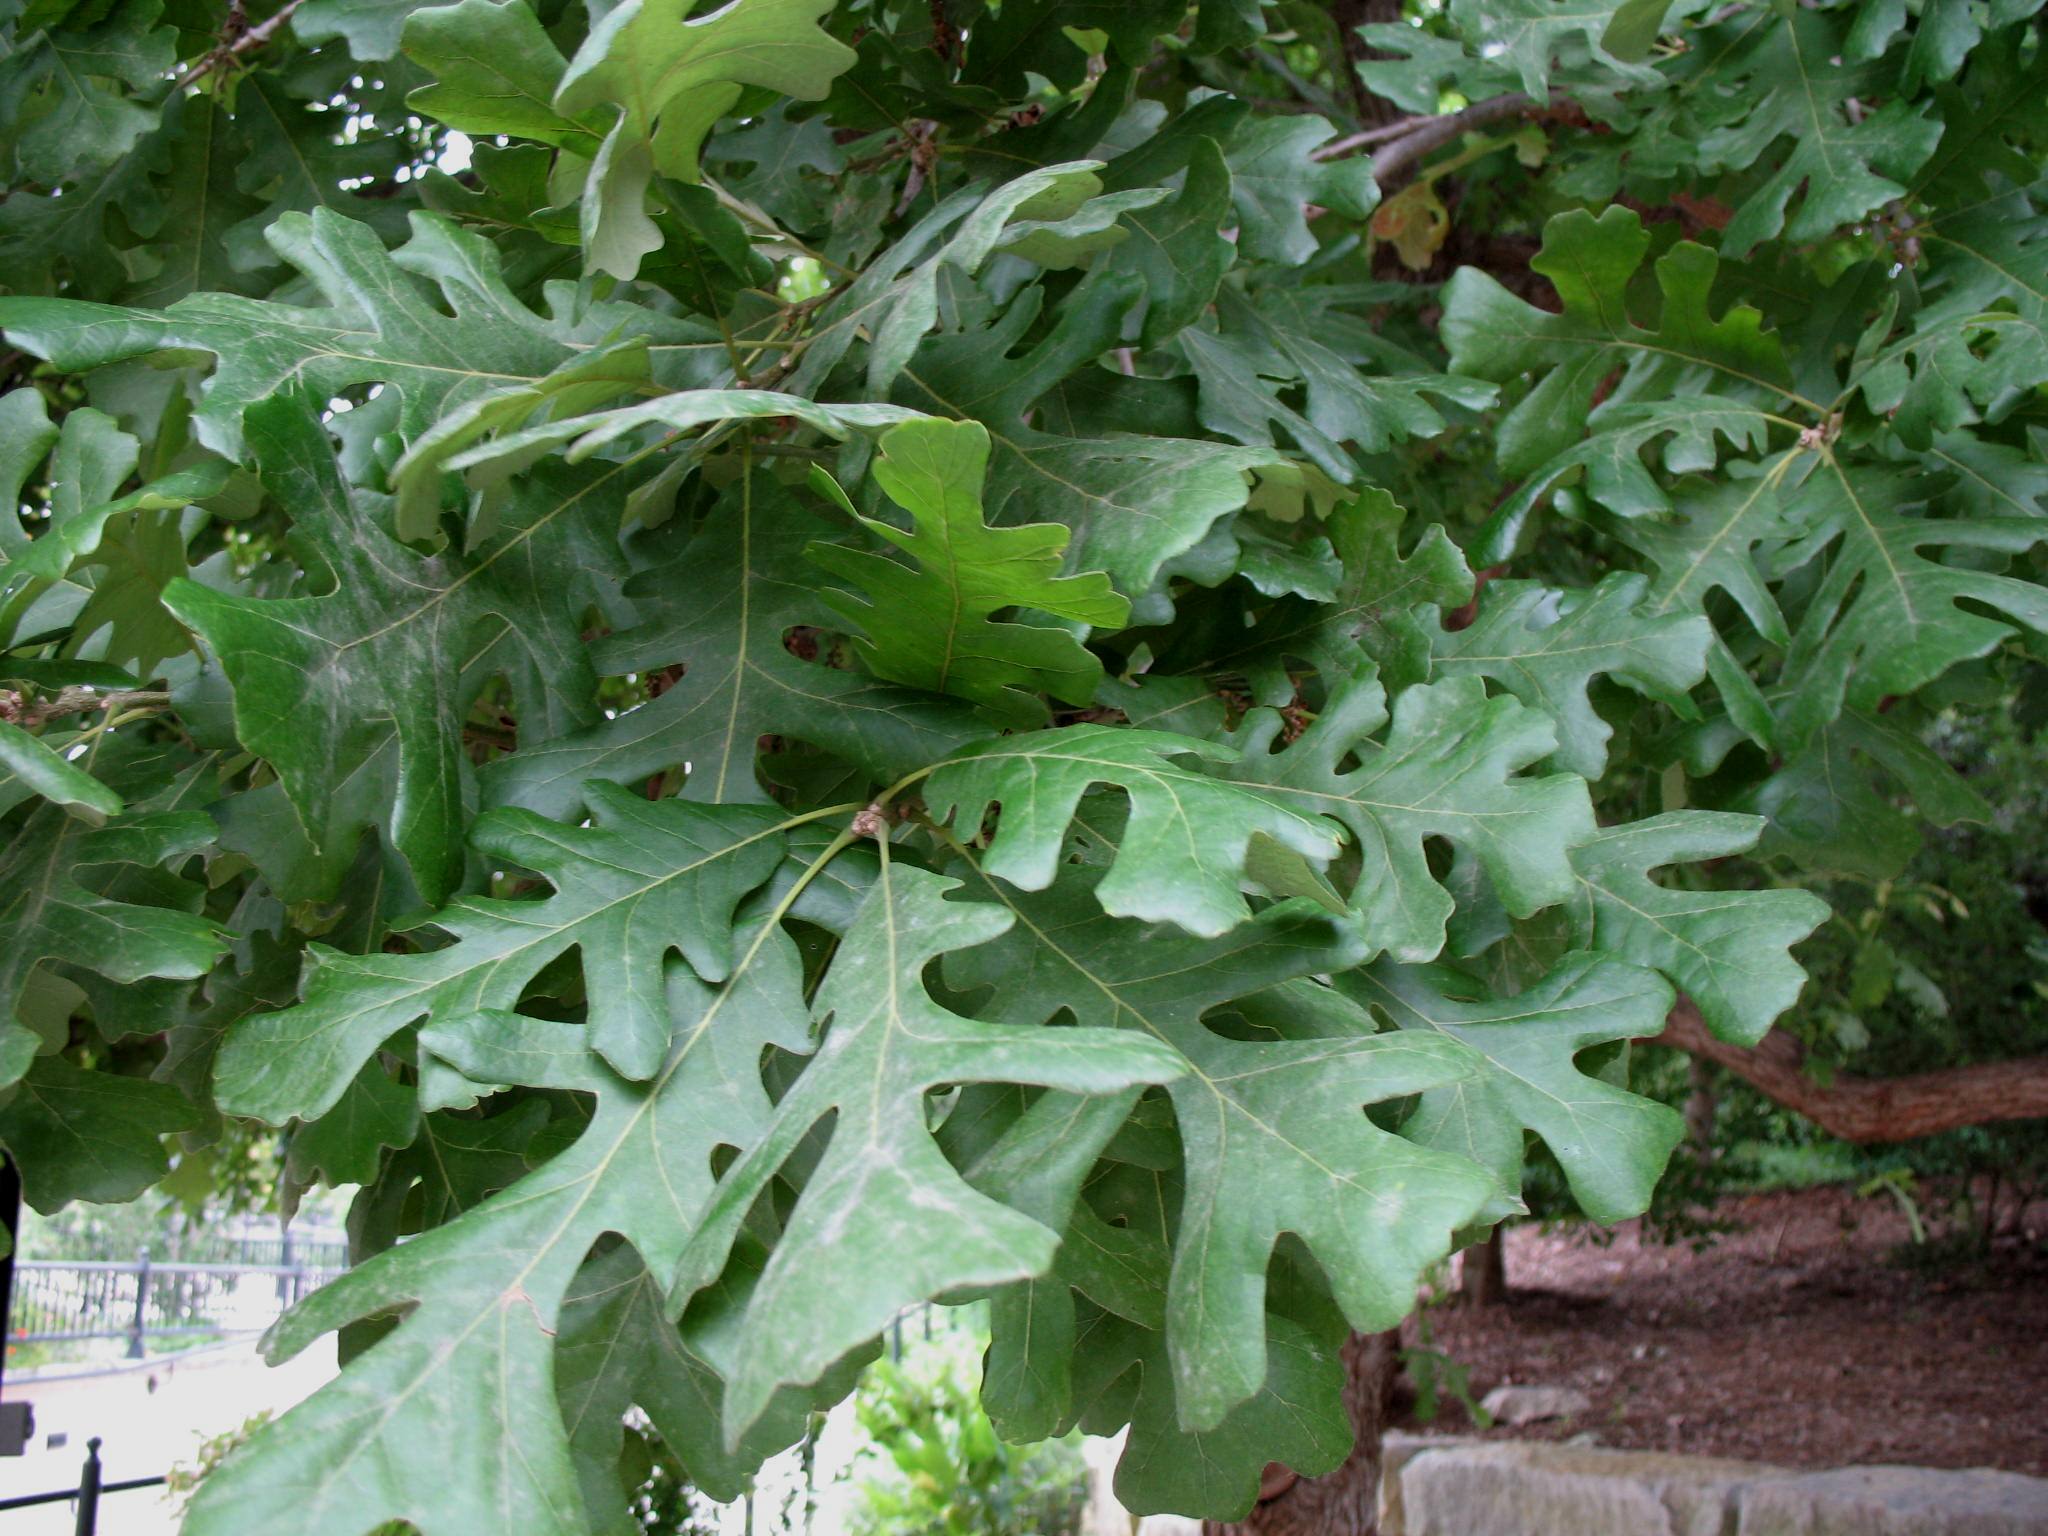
1399,1185 -> 2048,1475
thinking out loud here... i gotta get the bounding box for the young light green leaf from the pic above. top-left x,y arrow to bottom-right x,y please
809,418 -> 1128,721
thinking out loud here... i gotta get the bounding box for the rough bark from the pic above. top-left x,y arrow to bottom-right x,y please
1458,1225 -> 1507,1307
1203,1329 -> 1400,1536
1683,1055 -> 1717,1162
1649,998 -> 2048,1143
1330,0 -> 1404,127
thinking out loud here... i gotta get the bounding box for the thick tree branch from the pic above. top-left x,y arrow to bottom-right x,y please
1650,998 -> 2048,1144
1369,93 -> 1556,187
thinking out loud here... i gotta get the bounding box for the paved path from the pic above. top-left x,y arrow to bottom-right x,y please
0,1340 -> 336,1533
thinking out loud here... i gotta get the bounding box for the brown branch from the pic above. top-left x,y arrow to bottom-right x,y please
172,0 -> 310,90
1311,113 -> 1441,162
1649,998 -> 2048,1144
1368,91 -> 1554,188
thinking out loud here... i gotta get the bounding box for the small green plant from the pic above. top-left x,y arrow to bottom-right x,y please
846,1340 -> 1088,1536
1859,1167 -> 1929,1246
1401,1307 -> 1493,1429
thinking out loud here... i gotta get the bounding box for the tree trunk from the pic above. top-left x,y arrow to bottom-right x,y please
1326,0 -> 1406,125
1683,1056 -> 1717,1163
1458,1226 -> 1507,1306
1203,1330 -> 1400,1536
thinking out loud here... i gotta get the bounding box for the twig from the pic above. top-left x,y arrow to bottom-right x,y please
172,0 -> 310,91
1369,92 -> 1554,188
0,686 -> 170,727
1311,115 -> 1439,161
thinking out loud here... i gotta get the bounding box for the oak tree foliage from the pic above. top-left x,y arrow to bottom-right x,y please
0,0 -> 2041,1525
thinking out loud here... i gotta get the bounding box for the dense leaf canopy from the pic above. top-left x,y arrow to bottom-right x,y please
0,0 -> 2042,1525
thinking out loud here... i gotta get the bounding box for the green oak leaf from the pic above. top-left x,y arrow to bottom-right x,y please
403,0 -> 598,148
1427,571 -> 1710,778
923,723 -> 1340,938
945,858 -> 1490,1431
161,395 -> 631,906
1731,704 -> 1992,883
556,1241 -> 868,1527
6,415 -> 228,591
483,471 -> 982,820
1697,9 -> 1943,256
1185,286 -> 1494,485
1080,1304 -> 1353,1519
667,852 -> 1185,1446
1588,460 -> 1805,649
1442,207 -> 1791,478
0,0 -> 172,183
344,1098 -> 550,1263
1363,0 -> 1668,109
808,418 -> 1128,722
214,786 -> 789,1117
285,1060 -> 422,1192
115,91 -> 269,309
1095,134 -> 1236,346
1777,459 -> 2048,748
0,1055 -> 202,1210
0,804 -> 226,1084
184,877 -> 821,1536
1561,811 -> 1829,1045
784,164 -> 1125,400
1475,398 -> 1778,564
555,0 -> 851,181
0,722 -> 123,822
552,0 -> 853,276
1347,954 -> 1682,1223
1217,115 -> 1378,265
1849,192 -> 2048,450
941,1083 -> 1146,1440
1227,488 -> 1473,692
0,211 -> 600,468
1217,661 -> 1596,962
895,275 -> 1267,613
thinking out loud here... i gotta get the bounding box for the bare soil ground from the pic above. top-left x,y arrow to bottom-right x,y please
1403,1184 -> 2048,1474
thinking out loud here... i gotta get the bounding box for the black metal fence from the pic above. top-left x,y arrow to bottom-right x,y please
9,1248 -> 347,1357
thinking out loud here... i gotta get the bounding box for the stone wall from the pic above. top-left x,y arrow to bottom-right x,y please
1382,1436 -> 2048,1536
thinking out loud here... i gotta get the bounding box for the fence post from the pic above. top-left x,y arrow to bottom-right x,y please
126,1250 -> 149,1360
73,1437 -> 101,1536
277,1227 -> 293,1304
